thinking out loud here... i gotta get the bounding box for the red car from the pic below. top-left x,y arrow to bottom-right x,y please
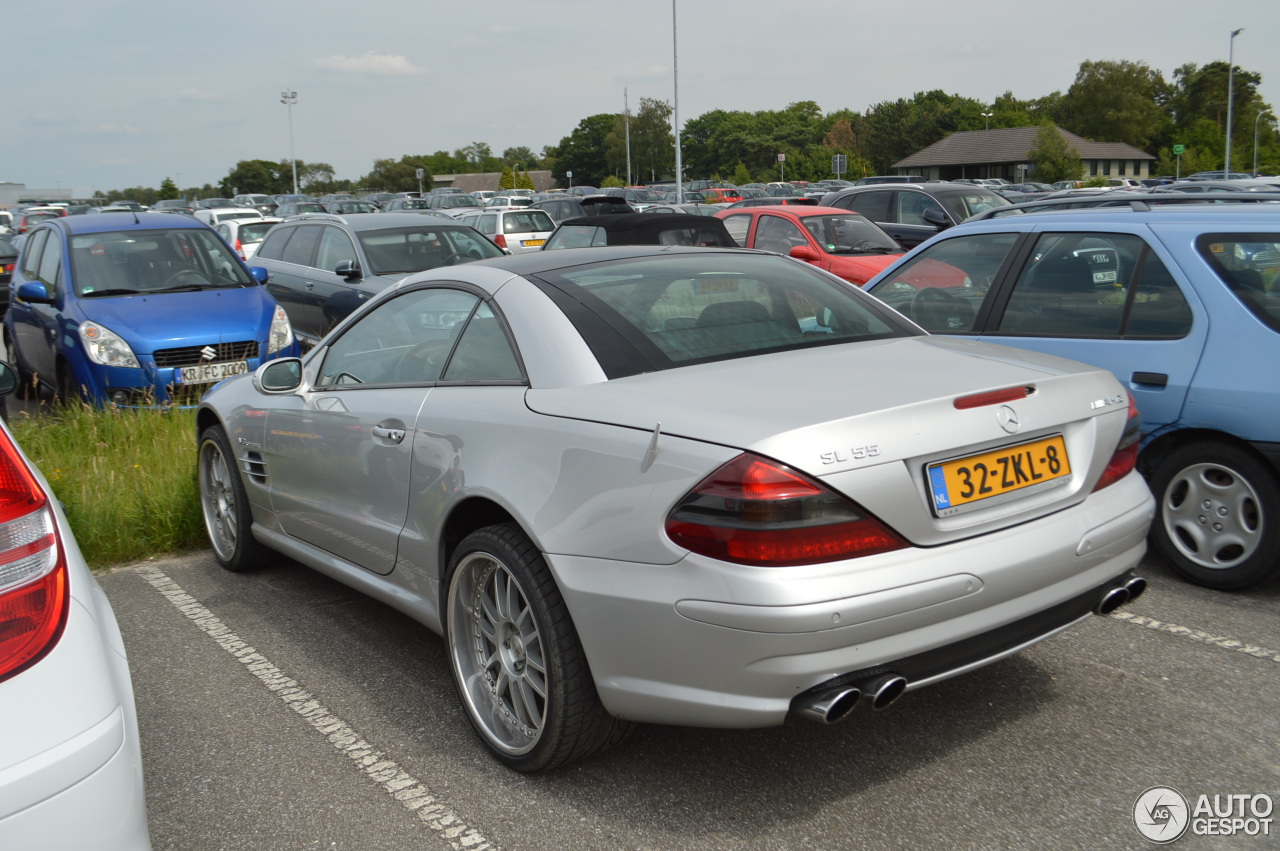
715,205 -> 905,286
701,187 -> 743,204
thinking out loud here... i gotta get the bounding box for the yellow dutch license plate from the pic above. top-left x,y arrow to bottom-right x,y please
928,435 -> 1071,515
522,239 -> 546,247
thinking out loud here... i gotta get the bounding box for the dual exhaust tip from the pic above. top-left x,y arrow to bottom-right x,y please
794,573 -> 1148,726
793,674 -> 908,725
1096,574 -> 1147,616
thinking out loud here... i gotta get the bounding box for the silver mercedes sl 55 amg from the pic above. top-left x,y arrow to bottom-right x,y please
196,246 -> 1154,771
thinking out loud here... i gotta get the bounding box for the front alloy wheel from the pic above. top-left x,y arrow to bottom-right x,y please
198,425 -> 269,572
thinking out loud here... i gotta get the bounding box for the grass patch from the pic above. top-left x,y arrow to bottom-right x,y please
9,403 -> 204,568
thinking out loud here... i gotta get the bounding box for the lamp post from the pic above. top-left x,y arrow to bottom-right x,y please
1254,110 -> 1272,176
981,112 -> 993,131
281,89 -> 299,194
1224,28 -> 1243,176
672,0 -> 682,204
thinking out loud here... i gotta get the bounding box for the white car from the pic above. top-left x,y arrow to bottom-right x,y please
457,208 -> 555,253
0,362 -> 151,848
214,216 -> 282,261
194,207 -> 265,226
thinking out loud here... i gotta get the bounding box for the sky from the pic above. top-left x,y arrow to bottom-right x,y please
5,0 -> 1277,197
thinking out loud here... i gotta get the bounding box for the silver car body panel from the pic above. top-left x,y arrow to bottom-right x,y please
200,251 -> 1153,728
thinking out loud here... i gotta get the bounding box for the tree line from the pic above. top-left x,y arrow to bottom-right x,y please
95,57 -> 1276,203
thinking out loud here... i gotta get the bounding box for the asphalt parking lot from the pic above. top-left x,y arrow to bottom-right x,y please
99,547 -> 1277,851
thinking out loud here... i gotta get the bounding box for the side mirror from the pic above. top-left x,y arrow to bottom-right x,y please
789,245 -> 820,262
252,358 -> 303,394
335,260 -> 363,280
922,208 -> 950,229
249,266 -> 269,285
16,282 -> 54,305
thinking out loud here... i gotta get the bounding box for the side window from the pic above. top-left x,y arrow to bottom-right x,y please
256,226 -> 292,261
479,214 -> 498,233
315,226 -> 357,272
998,233 -> 1148,337
898,191 -> 945,226
837,191 -> 892,222
441,303 -> 522,381
868,232 -> 1019,332
1125,252 -> 1193,338
720,214 -> 752,246
20,229 -> 49,279
754,216 -> 806,254
281,225 -> 322,266
36,231 -> 62,293
318,288 -> 480,386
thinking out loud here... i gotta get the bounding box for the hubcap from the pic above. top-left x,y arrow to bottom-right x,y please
1163,461 -> 1262,570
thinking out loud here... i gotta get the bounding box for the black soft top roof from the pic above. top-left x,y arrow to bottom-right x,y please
553,212 -> 736,246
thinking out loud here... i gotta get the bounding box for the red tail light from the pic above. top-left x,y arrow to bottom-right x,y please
1093,391 -> 1141,492
234,238 -> 245,260
0,427 -> 68,683
494,234 -> 508,249
665,453 -> 907,566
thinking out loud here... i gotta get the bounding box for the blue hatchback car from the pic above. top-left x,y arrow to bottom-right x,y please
865,204 -> 1280,590
5,212 -> 298,406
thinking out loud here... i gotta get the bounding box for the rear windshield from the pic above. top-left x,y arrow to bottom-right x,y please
938,190 -> 1011,221
238,222 -> 278,244
355,226 -> 504,275
503,211 -> 554,233
1196,233 -> 1280,333
531,252 -> 914,377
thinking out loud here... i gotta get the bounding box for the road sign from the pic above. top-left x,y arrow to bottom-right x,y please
1173,144 -> 1185,155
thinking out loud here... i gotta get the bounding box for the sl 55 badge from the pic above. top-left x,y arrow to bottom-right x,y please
820,445 -> 881,465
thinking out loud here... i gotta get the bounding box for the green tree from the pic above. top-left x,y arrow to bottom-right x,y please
554,114 -> 618,187
221,159 -> 282,196
1058,59 -> 1170,149
499,165 -> 515,190
157,178 -> 180,201
362,156 -> 434,192
599,174 -> 625,188
1026,123 -> 1083,183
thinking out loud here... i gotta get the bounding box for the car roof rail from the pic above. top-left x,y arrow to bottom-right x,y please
284,213 -> 346,224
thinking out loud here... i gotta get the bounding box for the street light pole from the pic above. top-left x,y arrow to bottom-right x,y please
281,90 -> 299,194
1225,29 -> 1243,176
981,112 -> 993,131
1254,110 -> 1272,176
672,0 -> 682,204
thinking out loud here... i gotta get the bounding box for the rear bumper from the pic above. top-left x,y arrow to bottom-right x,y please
549,473 -> 1154,727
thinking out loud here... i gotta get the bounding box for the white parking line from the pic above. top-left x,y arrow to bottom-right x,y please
1109,611 -> 1280,663
135,565 -> 501,851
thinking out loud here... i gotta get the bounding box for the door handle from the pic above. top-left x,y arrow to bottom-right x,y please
372,425 -> 405,443
1132,372 -> 1168,387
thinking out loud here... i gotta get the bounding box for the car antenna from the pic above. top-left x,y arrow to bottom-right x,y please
641,422 -> 662,473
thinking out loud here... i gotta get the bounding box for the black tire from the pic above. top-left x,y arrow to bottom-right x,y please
4,330 -> 36,400
444,523 -> 632,771
1149,441 -> 1280,590
198,425 -> 271,572
55,363 -> 83,406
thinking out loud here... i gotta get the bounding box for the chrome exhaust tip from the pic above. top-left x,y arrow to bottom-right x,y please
857,674 -> 908,711
793,686 -> 862,725
1123,575 -> 1147,603
1095,586 -> 1130,615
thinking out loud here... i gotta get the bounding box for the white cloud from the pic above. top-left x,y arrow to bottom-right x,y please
181,88 -> 225,102
313,51 -> 425,75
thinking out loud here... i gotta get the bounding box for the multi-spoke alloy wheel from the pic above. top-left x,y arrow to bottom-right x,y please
198,426 -> 268,572
444,524 -> 631,771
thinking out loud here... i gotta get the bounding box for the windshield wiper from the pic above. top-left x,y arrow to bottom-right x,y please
83,287 -> 143,296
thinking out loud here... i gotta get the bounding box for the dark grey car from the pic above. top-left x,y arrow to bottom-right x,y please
253,213 -> 504,346
819,183 -> 1011,248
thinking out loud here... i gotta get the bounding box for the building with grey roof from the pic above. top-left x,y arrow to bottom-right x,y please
892,127 -> 1156,183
